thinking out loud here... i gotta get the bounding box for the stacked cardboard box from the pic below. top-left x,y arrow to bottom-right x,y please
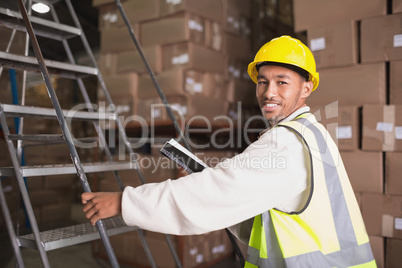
294,0 -> 402,266
95,0 -> 258,126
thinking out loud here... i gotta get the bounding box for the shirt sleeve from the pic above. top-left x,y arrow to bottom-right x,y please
121,126 -> 309,235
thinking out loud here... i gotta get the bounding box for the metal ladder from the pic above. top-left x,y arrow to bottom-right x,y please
0,0 -> 181,267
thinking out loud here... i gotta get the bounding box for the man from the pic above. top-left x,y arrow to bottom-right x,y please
82,36 -> 376,267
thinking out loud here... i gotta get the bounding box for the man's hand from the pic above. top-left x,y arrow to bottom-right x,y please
81,192 -> 122,225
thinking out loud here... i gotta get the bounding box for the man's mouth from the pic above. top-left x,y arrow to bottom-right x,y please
262,102 -> 280,112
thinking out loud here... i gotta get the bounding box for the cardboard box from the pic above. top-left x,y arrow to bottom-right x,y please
100,26 -> 139,53
101,72 -> 138,98
167,94 -> 227,122
311,105 -> 360,151
141,13 -> 205,47
94,227 -> 231,268
40,203 -> 71,223
118,0 -> 159,23
362,105 -> 402,151
98,53 -> 118,76
222,1 -> 241,35
98,95 -> 134,118
385,238 -> 402,268
253,0 -> 278,26
361,193 -> 402,238
361,14 -> 402,63
135,98 -> 166,122
224,58 -> 249,81
202,73 -> 227,100
340,151 -> 383,193
293,0 -> 386,32
205,20 -> 223,52
159,0 -> 223,21
226,78 -> 256,106
92,0 -> 126,7
26,177 -> 44,191
222,33 -> 251,61
385,152 -> 402,195
308,21 -> 358,69
395,0 -> 402,13
29,190 -> 66,207
116,45 -> 162,74
97,3 -> 122,30
307,63 -> 386,107
162,42 -> 224,73
390,61 -> 402,105
23,144 -> 71,165
369,236 -> 384,268
43,174 -> 76,189
139,68 -> 213,99
276,0 -> 293,28
222,0 -> 251,17
93,231 -> 144,264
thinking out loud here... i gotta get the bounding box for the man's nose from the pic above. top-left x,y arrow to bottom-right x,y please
263,83 -> 278,99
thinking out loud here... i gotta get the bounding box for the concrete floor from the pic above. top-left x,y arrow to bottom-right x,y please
1,203 -> 241,268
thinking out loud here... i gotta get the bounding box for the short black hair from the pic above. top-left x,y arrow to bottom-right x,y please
256,61 -> 310,82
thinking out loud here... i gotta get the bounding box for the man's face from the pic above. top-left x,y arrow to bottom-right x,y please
256,64 -> 312,125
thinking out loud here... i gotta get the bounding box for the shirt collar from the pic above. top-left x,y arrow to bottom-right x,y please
258,106 -> 310,137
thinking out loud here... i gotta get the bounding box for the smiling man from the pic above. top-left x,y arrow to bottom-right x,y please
82,36 -> 376,267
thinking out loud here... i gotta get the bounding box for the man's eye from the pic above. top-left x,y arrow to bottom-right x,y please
278,81 -> 287,85
258,81 -> 268,85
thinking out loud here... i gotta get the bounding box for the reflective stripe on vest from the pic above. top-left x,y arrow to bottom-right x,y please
245,114 -> 376,268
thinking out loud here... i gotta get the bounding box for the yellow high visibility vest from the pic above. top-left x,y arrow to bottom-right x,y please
246,113 -> 376,268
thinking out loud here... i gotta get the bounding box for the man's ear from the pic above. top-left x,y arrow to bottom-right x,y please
301,80 -> 314,99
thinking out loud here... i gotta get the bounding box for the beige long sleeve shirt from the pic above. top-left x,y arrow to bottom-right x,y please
122,107 -> 311,240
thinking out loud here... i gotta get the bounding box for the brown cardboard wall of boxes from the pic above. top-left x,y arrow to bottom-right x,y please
298,0 -> 402,267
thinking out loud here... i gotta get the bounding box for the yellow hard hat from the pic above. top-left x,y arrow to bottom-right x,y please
248,35 -> 319,91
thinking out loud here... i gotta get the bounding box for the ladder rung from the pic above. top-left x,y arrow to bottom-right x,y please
1,104 -> 116,120
7,134 -> 64,142
0,51 -> 97,79
19,216 -> 138,251
0,7 -> 81,41
0,161 -> 136,177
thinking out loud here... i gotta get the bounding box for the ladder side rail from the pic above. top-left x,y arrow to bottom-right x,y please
16,1 -> 120,267
114,0 -> 245,266
0,177 -> 25,267
62,2 -> 159,267
16,0 -> 31,165
48,2 -> 126,199
114,0 -> 189,151
0,105 -> 48,267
